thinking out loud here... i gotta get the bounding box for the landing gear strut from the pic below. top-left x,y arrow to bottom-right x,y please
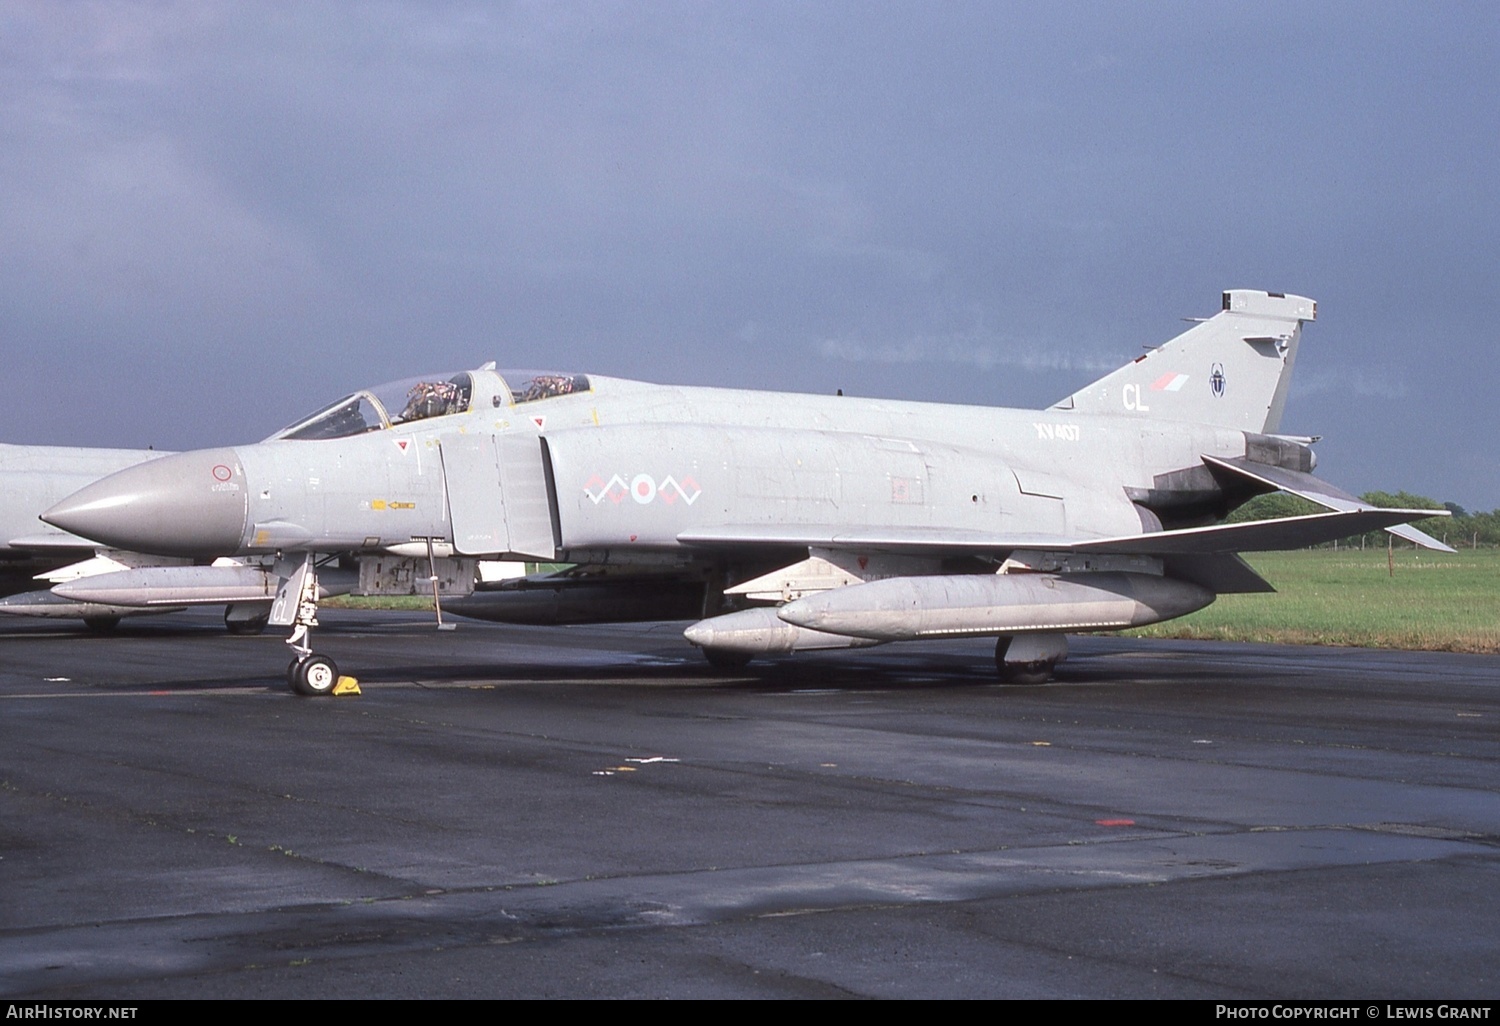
275,555 -> 340,697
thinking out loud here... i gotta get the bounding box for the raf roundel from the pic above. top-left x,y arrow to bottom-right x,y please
211,464 -> 233,482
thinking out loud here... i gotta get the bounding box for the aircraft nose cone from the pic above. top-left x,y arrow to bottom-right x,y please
682,622 -> 714,648
42,448 -> 250,557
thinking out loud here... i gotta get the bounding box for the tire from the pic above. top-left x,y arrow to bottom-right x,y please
702,647 -> 753,671
289,654 -> 340,697
994,637 -> 1053,685
997,661 -> 1054,686
82,616 -> 121,633
224,610 -> 270,636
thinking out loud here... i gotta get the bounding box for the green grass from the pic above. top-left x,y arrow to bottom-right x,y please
1130,549 -> 1500,653
324,594 -> 435,610
324,563 -> 564,612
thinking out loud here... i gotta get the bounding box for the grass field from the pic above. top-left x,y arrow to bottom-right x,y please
324,594 -> 436,610
1129,549 -> 1500,653
329,550 -> 1500,654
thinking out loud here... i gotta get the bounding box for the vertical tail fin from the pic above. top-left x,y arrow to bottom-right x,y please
1051,290 -> 1316,433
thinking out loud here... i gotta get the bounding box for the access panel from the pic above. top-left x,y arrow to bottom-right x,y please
439,432 -> 557,559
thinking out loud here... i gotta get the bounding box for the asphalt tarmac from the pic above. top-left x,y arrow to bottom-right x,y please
1,609 -> 1496,999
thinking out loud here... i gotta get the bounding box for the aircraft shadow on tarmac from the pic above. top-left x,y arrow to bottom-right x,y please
2,607 -> 1276,697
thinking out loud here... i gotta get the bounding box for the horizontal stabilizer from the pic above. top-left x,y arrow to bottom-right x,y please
1203,456 -> 1455,552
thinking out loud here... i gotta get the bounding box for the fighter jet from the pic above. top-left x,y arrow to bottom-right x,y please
0,442 -> 353,632
43,290 -> 1449,695
0,443 -> 168,629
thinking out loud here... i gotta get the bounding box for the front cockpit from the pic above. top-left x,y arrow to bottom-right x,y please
268,368 -> 590,441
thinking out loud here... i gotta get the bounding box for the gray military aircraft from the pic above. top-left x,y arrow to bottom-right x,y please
0,443 -> 168,629
42,290 -> 1449,695
0,442 -> 352,632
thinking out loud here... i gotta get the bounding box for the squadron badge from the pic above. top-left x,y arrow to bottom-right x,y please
1210,362 -> 1226,398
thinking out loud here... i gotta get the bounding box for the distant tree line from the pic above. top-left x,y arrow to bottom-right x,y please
1224,491 -> 1500,549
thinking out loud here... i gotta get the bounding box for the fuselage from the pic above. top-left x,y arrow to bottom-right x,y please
39,371 -> 1263,563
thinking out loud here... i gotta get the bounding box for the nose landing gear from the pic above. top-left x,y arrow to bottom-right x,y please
274,555 -> 343,697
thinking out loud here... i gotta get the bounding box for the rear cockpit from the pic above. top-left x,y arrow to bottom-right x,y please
505,371 -> 590,405
268,368 -> 591,441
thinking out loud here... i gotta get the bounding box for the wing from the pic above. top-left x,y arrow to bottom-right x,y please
677,506 -> 1445,556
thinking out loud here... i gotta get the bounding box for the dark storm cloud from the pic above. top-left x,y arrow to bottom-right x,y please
1,1 -> 1496,504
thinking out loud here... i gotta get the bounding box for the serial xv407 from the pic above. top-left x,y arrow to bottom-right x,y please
43,290 -> 1448,695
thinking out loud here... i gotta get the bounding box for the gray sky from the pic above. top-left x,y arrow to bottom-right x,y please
3,1 -> 1497,508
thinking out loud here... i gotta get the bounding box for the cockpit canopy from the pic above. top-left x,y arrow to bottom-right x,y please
506,371 -> 589,404
269,369 -> 590,441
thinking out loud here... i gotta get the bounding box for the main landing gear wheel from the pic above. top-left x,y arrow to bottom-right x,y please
82,616 -> 121,633
702,647 -> 753,671
994,637 -> 1056,686
224,609 -> 270,636
288,654 -> 339,697
997,660 -> 1055,686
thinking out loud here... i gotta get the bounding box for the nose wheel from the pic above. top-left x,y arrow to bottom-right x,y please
288,654 -> 340,697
